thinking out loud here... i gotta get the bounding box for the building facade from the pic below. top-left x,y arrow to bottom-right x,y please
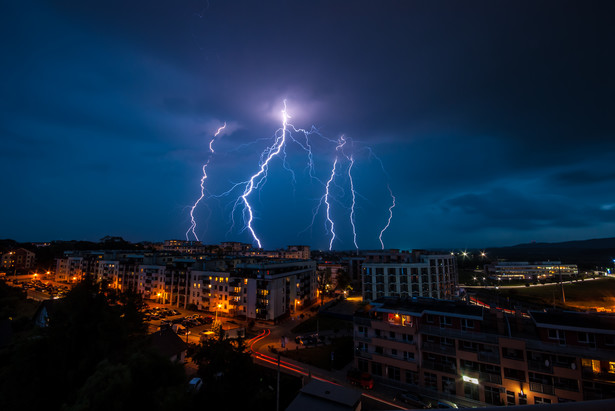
1,248 -> 36,274
354,297 -> 615,406
361,250 -> 457,301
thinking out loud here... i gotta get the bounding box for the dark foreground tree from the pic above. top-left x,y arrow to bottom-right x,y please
0,276 -> 189,411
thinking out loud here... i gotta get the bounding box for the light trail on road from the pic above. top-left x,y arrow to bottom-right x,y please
248,328 -> 404,409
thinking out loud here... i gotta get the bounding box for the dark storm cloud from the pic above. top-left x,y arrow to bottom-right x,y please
443,187 -> 615,230
551,169 -> 615,186
1,0 -> 614,248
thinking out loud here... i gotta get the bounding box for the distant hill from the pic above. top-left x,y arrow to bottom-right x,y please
484,237 -> 615,268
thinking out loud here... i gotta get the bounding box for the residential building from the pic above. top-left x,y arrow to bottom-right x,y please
353,297 -> 615,406
1,248 -> 35,273
361,250 -> 457,301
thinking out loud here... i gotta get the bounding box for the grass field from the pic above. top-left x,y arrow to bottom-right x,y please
500,277 -> 615,311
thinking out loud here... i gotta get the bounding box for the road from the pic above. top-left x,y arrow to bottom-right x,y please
247,328 -> 408,410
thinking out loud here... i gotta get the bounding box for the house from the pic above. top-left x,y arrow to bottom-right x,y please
149,327 -> 188,363
286,380 -> 362,411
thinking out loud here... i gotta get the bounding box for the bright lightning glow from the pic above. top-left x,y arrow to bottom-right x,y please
237,103 -> 290,248
186,122 -> 226,241
198,101 -> 396,250
378,184 -> 396,249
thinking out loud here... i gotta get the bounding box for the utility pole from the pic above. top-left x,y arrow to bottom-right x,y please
276,352 -> 281,411
559,264 -> 566,304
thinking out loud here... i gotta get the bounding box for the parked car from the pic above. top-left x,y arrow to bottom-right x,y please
435,399 -> 458,408
346,369 -> 374,390
395,391 -> 432,408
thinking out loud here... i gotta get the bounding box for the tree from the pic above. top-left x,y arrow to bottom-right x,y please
335,268 -> 352,293
191,336 -> 263,408
0,275 -> 186,411
317,268 -> 332,305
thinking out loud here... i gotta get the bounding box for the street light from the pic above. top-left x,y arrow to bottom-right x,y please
215,303 -> 222,325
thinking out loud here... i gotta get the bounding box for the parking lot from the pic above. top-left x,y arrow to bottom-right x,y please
144,304 -> 247,344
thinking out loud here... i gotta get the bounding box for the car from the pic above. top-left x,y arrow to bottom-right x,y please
346,369 -> 374,389
188,377 -> 203,392
435,399 -> 458,408
395,391 -> 432,408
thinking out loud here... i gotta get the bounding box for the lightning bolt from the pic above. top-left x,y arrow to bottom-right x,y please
186,122 -> 226,241
200,101 -> 395,251
347,155 -> 358,253
324,157 -> 338,251
379,184 -> 396,250
232,103 -> 290,248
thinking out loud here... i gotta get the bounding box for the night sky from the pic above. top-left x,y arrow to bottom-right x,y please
1,1 -> 614,251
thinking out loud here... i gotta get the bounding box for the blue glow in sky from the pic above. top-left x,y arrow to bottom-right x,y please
1,0 -> 614,250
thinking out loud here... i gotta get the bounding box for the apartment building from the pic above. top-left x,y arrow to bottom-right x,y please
361,250 -> 457,301
1,248 -> 36,273
353,297 -> 615,406
54,248 -> 317,321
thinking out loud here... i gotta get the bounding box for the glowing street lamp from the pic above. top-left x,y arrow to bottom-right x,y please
215,303 -> 222,325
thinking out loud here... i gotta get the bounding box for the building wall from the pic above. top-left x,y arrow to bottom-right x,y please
362,254 -> 457,301
354,302 -> 615,406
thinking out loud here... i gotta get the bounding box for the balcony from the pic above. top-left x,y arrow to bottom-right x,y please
582,368 -> 615,383
356,350 -> 372,359
478,351 -> 500,364
479,372 -> 502,385
528,360 -> 553,374
422,342 -> 456,356
530,382 -> 555,395
422,360 -> 456,375
420,325 -> 499,344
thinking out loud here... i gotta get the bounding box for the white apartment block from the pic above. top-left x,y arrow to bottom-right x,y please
362,251 -> 457,302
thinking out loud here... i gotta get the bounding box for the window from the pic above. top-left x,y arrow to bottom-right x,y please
506,391 -> 515,406
391,349 -> 398,356
606,335 -> 615,346
578,332 -> 596,346
375,346 -> 383,354
442,376 -> 455,395
402,334 -> 414,343
387,366 -> 401,381
424,372 -> 437,389
426,314 -> 435,324
484,385 -> 501,405
548,329 -> 566,344
504,367 -> 526,382
403,351 -> 415,361
534,396 -> 551,405
462,319 -> 474,330
375,329 -> 381,337
502,347 -> 524,360
389,331 -> 396,339
372,362 -> 383,376
405,370 -> 418,385
441,316 -> 452,327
